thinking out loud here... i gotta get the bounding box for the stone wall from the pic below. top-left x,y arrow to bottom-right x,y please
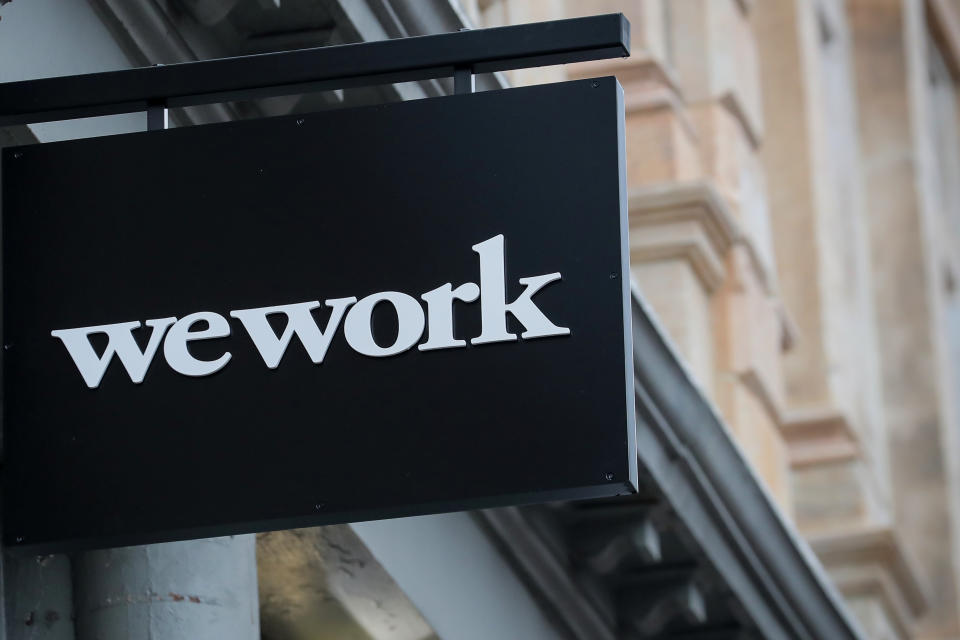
462,0 -> 960,636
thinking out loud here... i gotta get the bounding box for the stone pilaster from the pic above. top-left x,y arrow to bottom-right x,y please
628,181 -> 734,394
752,2 -> 930,635
847,0 -> 960,635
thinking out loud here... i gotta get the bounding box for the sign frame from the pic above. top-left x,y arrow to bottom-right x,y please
2,76 -> 636,554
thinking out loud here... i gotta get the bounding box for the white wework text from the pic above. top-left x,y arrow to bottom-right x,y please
51,235 -> 570,388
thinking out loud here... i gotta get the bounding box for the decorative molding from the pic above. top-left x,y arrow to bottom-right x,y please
477,507 -> 618,640
628,181 -> 737,293
686,90 -> 763,151
619,568 -> 707,636
781,407 -> 860,468
628,181 -> 795,420
569,54 -> 697,141
477,288 -> 869,639
568,51 -> 682,93
809,526 -> 928,639
738,366 -> 787,431
828,565 -> 913,640
624,85 -> 698,141
627,290 -> 866,639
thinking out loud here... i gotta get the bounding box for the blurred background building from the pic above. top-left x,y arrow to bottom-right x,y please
0,0 -> 959,639
475,0 -> 960,637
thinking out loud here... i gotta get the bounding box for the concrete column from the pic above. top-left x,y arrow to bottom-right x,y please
73,536 -> 259,640
5,555 -> 74,640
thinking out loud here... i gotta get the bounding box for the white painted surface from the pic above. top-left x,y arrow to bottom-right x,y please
352,513 -> 564,640
74,536 -> 260,640
0,0 -> 142,141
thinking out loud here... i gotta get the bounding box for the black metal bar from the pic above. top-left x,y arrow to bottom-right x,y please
146,101 -> 167,131
454,67 -> 474,95
0,13 -> 630,127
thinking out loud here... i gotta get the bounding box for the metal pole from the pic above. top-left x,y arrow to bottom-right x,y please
73,536 -> 259,640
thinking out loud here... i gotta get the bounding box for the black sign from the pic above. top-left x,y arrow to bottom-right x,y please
2,77 -> 635,553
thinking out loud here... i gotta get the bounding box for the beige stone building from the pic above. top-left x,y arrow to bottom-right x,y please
445,0 -> 960,637
460,0 -> 960,638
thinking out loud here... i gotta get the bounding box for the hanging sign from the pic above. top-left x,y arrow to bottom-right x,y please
2,77 -> 635,553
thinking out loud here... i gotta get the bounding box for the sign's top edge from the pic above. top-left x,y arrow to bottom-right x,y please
1,76 -> 621,152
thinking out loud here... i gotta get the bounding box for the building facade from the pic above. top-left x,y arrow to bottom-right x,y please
0,0 -> 957,639
467,0 -> 960,637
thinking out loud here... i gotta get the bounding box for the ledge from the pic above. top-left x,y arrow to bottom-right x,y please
781,408 -> 860,469
628,181 -> 796,427
568,50 -> 683,95
708,90 -> 761,152
626,287 -> 865,639
737,366 -> 787,429
570,53 -> 698,141
628,181 -> 737,292
480,288 -> 864,638
809,526 -> 928,639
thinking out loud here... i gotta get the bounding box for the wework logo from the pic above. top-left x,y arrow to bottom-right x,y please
52,235 -> 570,388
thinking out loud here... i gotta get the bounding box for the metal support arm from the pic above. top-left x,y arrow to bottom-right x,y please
0,13 -> 629,127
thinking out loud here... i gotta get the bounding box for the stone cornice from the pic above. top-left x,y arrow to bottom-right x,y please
569,51 -> 683,96
480,290 -> 867,639
739,365 -> 787,430
688,91 -> 762,151
569,54 -> 698,141
627,288 -> 867,639
628,181 -> 737,293
809,526 -> 928,638
781,408 -> 860,469
628,181 -> 794,411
